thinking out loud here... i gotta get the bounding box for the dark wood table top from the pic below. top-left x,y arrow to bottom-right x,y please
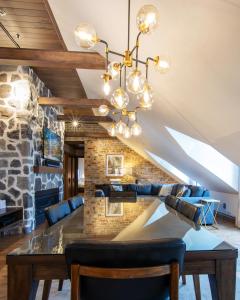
8,198 -> 237,257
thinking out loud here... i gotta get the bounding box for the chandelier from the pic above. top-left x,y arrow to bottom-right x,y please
74,1 -> 170,138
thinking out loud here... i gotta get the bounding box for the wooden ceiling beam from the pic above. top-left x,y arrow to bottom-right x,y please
65,132 -> 113,139
0,47 -> 105,69
57,115 -> 113,123
38,97 -> 111,108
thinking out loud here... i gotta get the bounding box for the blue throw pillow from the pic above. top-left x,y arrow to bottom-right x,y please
151,184 -> 162,195
136,184 -> 152,195
202,190 -> 210,197
190,186 -> 204,197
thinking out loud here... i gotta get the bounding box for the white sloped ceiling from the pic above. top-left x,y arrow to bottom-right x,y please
48,0 -> 240,193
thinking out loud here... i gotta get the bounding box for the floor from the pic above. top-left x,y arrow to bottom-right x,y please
0,219 -> 239,300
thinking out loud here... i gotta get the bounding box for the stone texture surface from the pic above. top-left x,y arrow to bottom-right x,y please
0,66 -> 64,232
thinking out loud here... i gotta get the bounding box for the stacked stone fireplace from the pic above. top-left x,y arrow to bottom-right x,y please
0,66 -> 64,232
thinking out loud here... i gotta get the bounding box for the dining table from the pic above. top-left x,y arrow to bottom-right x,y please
6,197 -> 238,300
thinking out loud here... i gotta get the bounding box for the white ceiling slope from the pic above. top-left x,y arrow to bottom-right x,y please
49,0 -> 240,193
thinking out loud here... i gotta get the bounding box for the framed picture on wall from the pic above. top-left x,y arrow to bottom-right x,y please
105,198 -> 123,217
106,154 -> 124,177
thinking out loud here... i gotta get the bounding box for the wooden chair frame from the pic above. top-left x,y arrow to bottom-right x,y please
71,262 -> 179,300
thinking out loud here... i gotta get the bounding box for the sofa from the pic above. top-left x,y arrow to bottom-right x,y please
95,183 -> 213,225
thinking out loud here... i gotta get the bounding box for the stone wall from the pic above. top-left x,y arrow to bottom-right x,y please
0,66 -> 64,232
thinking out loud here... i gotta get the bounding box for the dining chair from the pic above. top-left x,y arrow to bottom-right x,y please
68,196 -> 84,212
42,201 -> 72,300
65,238 -> 186,300
176,199 -> 201,223
165,195 -> 180,209
175,199 -> 202,300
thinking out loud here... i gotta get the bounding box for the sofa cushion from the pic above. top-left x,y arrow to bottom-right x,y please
128,184 -> 137,192
136,184 -> 152,195
159,184 -> 174,197
190,186 -> 205,197
202,189 -> 210,197
151,184 -> 162,195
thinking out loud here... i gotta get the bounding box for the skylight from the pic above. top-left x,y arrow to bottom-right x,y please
146,150 -> 194,184
166,127 -> 239,191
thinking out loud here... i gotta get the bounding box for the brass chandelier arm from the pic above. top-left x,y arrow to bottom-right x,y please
99,39 -> 109,71
108,49 -> 146,65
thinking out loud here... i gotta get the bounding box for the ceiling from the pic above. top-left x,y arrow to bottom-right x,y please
46,0 -> 240,193
0,0 -> 86,98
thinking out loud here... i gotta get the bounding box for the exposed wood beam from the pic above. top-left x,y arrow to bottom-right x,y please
57,115 -> 113,123
0,47 -> 105,69
65,131 -> 113,139
38,97 -> 111,108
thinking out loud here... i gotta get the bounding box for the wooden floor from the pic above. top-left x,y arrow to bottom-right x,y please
0,224 -> 47,300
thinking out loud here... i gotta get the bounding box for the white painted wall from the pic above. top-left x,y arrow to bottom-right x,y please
210,191 -> 239,218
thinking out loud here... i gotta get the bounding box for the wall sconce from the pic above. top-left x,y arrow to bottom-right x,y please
12,80 -> 31,110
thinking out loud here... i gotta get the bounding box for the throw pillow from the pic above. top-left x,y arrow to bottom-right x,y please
158,184 -> 174,197
111,185 -> 123,192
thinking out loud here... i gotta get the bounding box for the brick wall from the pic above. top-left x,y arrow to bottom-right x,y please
84,138 -> 177,198
83,138 -> 177,236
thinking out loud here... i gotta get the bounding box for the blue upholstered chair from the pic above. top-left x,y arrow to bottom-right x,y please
45,201 -> 71,226
65,239 -> 186,300
165,195 -> 180,210
43,201 -> 71,300
68,196 -> 84,212
176,200 -> 201,223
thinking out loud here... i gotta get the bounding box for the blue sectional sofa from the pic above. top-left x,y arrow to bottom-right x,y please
95,183 -> 213,225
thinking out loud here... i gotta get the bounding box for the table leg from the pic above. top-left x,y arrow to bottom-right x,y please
208,259 -> 236,300
8,264 -> 39,300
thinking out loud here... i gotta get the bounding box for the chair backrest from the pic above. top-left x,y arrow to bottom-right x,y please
68,196 -> 84,212
45,201 -> 71,226
65,239 -> 186,300
176,200 -> 201,223
165,195 -> 180,209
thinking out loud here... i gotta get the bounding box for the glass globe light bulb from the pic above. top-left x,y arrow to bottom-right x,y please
137,83 -> 153,109
103,80 -> 111,96
72,120 -> 79,128
155,55 -> 170,73
108,123 -> 116,137
111,87 -> 129,110
131,122 -> 142,136
127,69 -> 146,94
74,23 -> 97,49
108,61 -> 120,80
116,120 -> 126,134
137,5 -> 159,34
123,126 -> 132,139
128,111 -> 136,121
98,105 -> 109,116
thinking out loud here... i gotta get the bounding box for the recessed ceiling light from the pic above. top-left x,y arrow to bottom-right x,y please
0,9 -> 6,17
